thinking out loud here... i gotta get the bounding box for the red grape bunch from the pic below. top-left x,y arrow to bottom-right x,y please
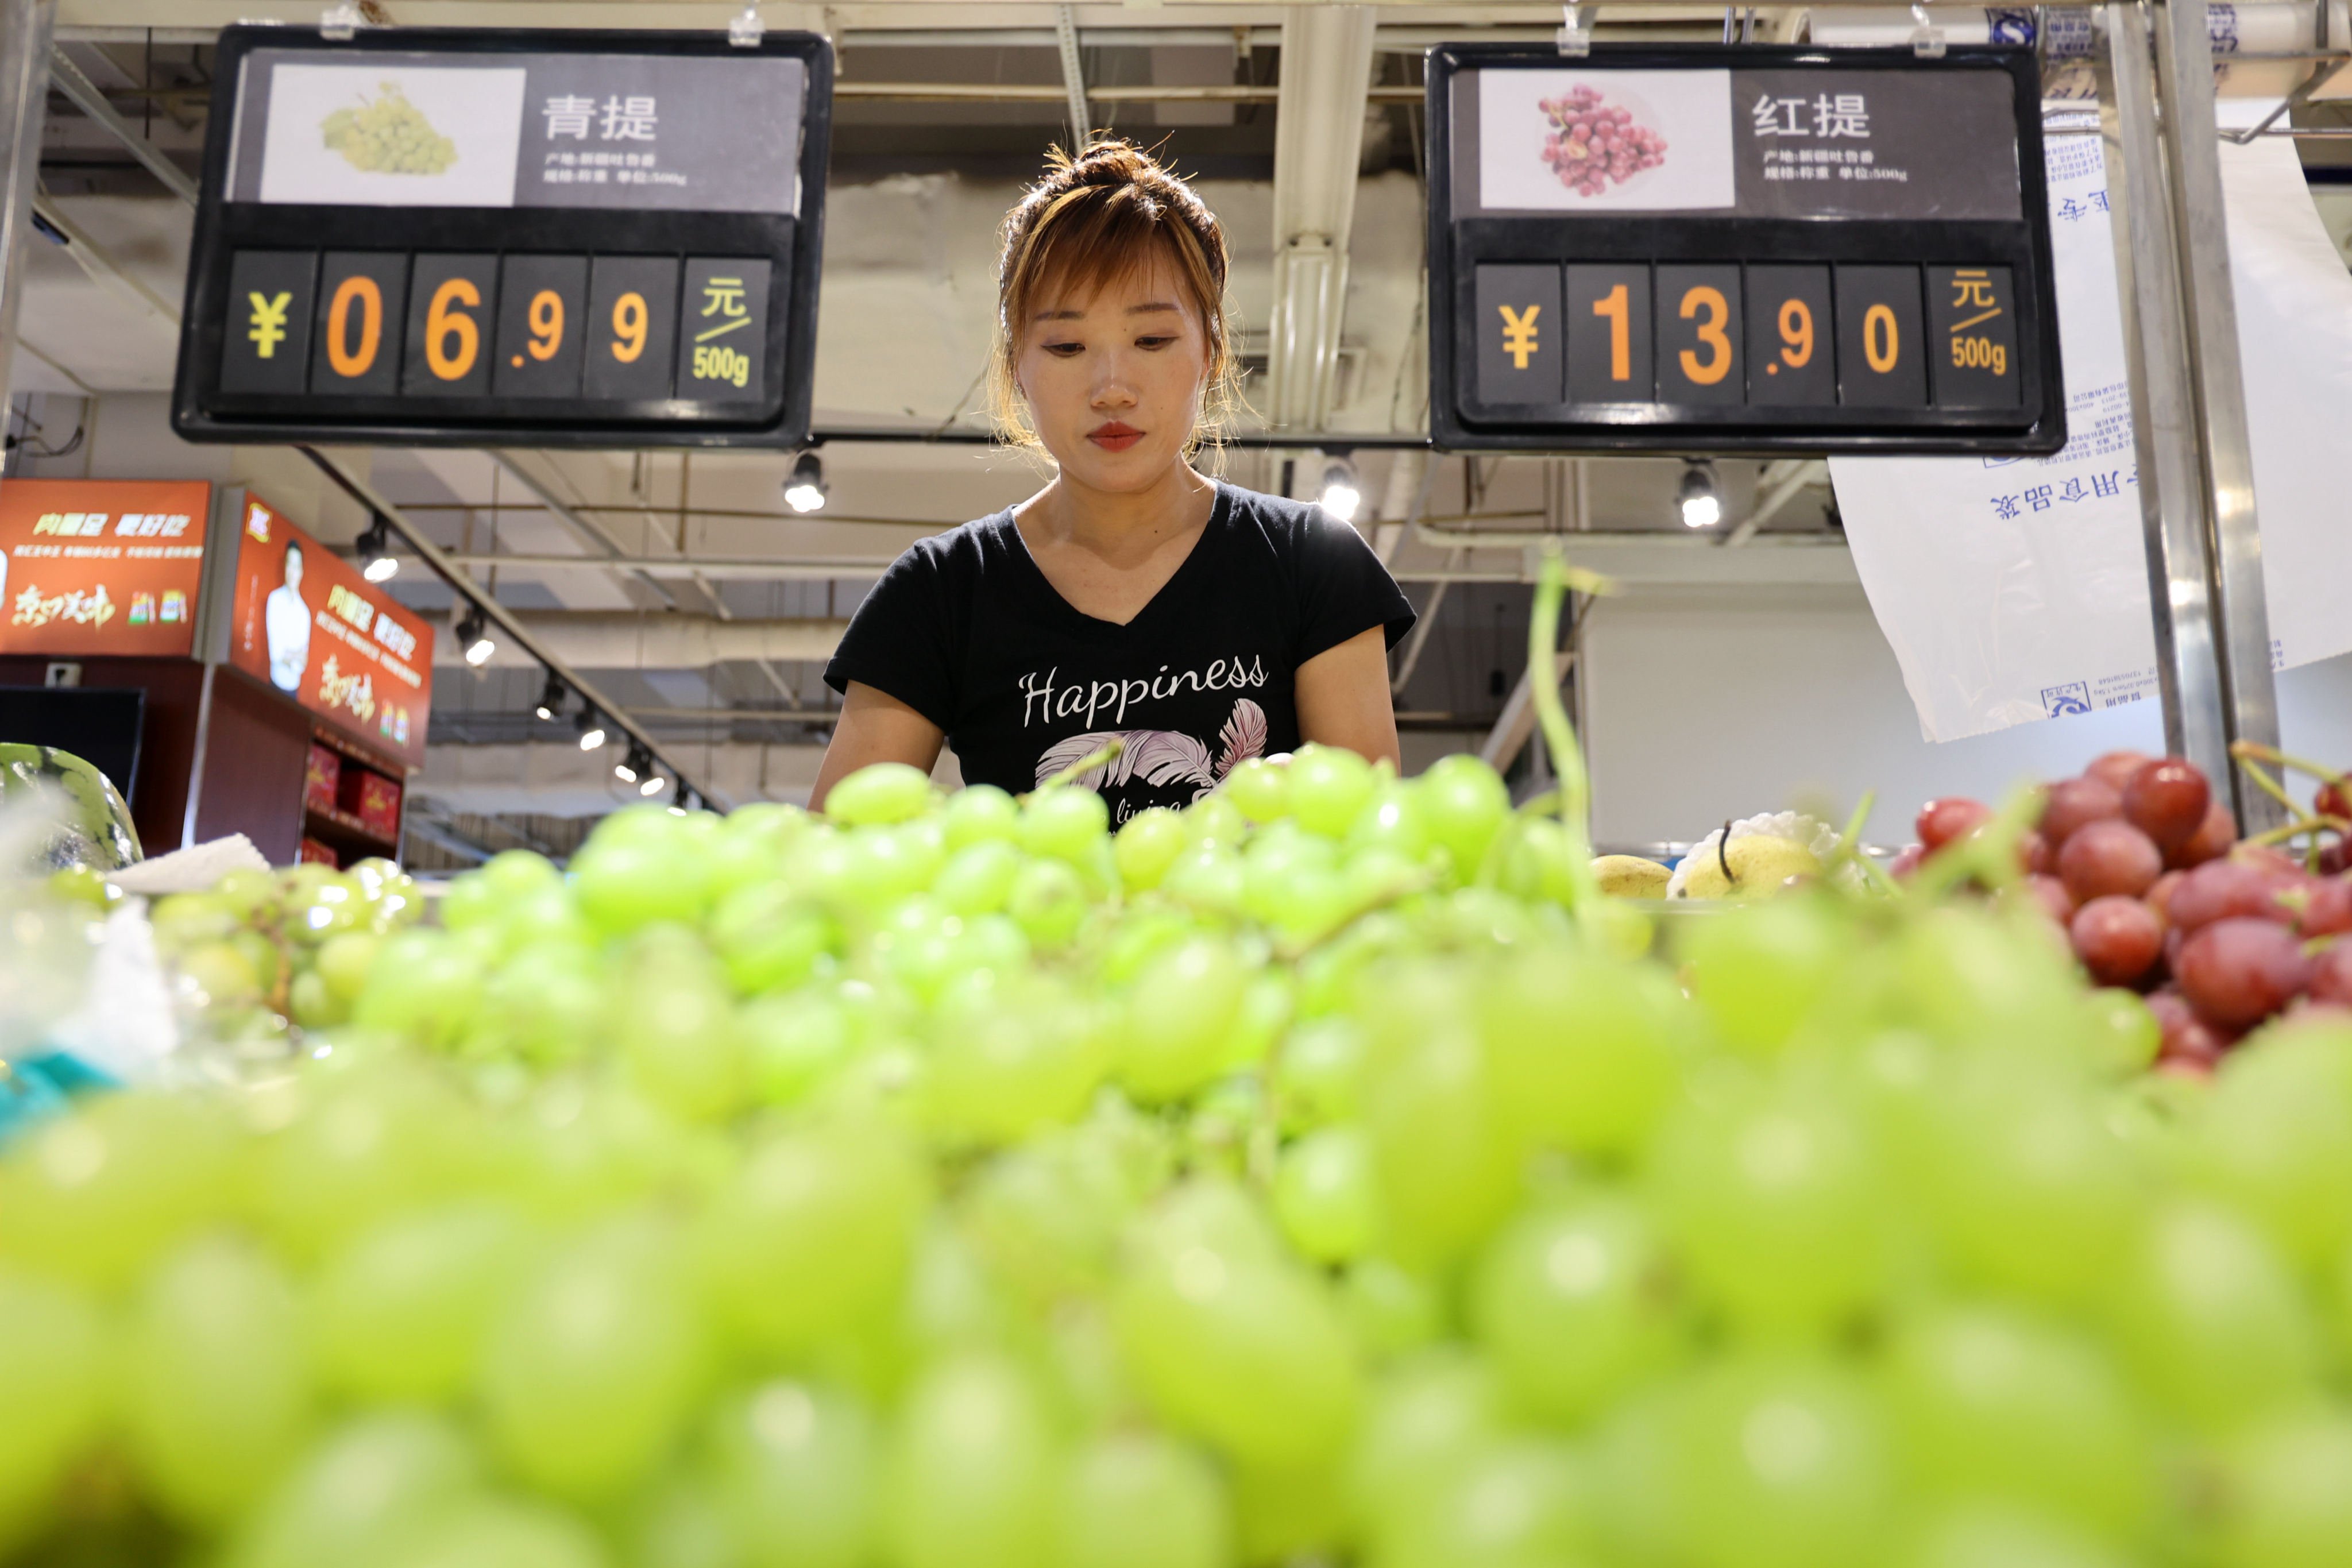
1901,751 -> 2352,1075
1539,86 -> 1669,198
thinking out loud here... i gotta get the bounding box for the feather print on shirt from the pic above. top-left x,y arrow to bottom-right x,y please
1032,697 -> 1268,798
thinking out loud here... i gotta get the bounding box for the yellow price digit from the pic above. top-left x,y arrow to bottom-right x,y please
1592,283 -> 1631,383
611,291 -> 648,364
424,277 -> 482,381
527,288 -> 564,362
325,275 -> 382,380
1777,296 -> 1814,369
1678,285 -> 1732,386
1864,303 -> 1901,375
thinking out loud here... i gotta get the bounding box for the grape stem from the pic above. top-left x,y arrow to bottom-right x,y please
2227,745 -> 2350,870
1907,785 -> 2038,902
1824,791 -> 1897,895
1033,737 -> 1125,795
1527,545 -> 1606,931
2234,753 -> 2307,820
2230,740 -> 2348,790
2245,816 -> 2352,849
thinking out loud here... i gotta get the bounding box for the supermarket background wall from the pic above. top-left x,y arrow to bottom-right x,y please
1584,586 -> 2352,848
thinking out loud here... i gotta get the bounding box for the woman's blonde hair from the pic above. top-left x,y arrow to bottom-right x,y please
990,139 -> 1243,460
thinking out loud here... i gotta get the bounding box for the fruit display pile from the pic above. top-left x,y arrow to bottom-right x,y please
10,739 -> 2352,1568
1894,750 -> 2352,1071
8,534 -> 2352,1568
1538,85 -> 1669,198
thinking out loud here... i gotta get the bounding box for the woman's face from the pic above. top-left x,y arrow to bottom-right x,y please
1014,252 -> 1211,494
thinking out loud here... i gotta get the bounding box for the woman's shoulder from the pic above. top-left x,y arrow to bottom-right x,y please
1215,481 -> 1378,563
886,507 -> 1020,581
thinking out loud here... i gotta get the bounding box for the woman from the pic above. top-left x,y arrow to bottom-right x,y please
814,140 -> 1414,821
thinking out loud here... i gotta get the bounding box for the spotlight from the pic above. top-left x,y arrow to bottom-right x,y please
615,743 -> 646,786
783,451 -> 828,514
639,767 -> 667,798
1316,458 -> 1362,525
533,673 -> 566,723
576,708 -> 608,752
457,607 -> 496,667
358,517 -> 399,584
1677,461 -> 1723,530
678,787 -> 701,813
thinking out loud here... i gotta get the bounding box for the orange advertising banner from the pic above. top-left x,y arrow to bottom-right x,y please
0,478 -> 212,658
226,494 -> 434,770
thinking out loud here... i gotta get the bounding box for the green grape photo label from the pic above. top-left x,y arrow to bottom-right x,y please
320,82 -> 459,175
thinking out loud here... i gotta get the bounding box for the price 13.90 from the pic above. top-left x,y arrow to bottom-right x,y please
1473,261 -> 2018,414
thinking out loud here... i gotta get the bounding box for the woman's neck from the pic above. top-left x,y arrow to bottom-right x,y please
1024,461 -> 1215,563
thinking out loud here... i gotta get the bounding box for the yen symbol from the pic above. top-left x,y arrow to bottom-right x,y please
1498,303 -> 1543,369
248,291 -> 292,358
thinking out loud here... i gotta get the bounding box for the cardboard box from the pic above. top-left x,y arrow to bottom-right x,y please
304,743 -> 342,814
347,769 -> 403,843
298,836 -> 339,867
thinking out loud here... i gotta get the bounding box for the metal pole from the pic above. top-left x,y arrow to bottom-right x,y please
2097,3 -> 2239,805
2099,4 -> 2227,782
2151,0 -> 2287,831
0,0 -> 58,408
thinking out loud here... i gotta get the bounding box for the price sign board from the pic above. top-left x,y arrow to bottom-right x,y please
1428,45 -> 2063,454
172,26 -> 831,450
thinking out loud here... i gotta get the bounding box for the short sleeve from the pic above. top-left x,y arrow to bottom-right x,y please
1292,511 -> 1418,663
823,543 -> 961,730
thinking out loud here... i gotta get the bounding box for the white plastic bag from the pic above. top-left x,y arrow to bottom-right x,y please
1832,106 -> 2352,741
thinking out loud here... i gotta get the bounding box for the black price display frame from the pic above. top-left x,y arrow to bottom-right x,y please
1427,43 -> 2065,456
172,25 -> 832,450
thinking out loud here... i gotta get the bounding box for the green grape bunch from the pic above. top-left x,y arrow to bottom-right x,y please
5,557 -> 2352,1568
320,82 -> 458,176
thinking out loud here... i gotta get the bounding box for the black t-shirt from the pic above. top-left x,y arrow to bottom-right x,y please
824,481 -> 1416,820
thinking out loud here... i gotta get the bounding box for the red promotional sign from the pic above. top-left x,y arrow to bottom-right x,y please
227,494 -> 433,770
0,478 -> 211,657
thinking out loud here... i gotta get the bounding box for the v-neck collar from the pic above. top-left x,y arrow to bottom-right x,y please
998,480 -> 1234,643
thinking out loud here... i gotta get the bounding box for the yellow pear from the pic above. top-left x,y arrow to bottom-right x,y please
1679,835 -> 1822,899
1592,855 -> 1673,899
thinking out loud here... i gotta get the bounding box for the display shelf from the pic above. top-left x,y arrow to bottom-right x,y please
307,723 -> 406,779
302,802 -> 397,853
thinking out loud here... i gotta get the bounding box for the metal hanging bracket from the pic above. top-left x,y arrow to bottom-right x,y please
1558,4 -> 1594,59
729,5 -> 765,48
1910,5 -> 1949,58
319,3 -> 366,41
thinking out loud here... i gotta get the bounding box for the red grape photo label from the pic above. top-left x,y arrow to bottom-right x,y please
1476,69 -> 1735,213
1539,85 -> 1670,199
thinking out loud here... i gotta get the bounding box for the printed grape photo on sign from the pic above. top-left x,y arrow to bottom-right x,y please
1478,69 -> 1735,212
256,63 -> 527,207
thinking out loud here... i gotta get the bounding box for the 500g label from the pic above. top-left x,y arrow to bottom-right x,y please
1951,335 -> 2007,376
693,345 -> 752,388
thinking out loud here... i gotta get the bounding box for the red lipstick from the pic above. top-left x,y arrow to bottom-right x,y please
1088,421 -> 1144,452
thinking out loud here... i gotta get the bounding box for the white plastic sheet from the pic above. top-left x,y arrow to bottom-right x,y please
1830,109 -> 2352,741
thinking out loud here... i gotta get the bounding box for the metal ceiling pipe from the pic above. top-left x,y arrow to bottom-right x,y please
0,0 -> 58,409
427,611 -> 848,670
1265,3 -> 1378,431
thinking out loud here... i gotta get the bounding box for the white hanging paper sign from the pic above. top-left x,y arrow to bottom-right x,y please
2218,128 -> 2352,675
1832,110 -> 2157,741
1832,108 -> 2352,742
